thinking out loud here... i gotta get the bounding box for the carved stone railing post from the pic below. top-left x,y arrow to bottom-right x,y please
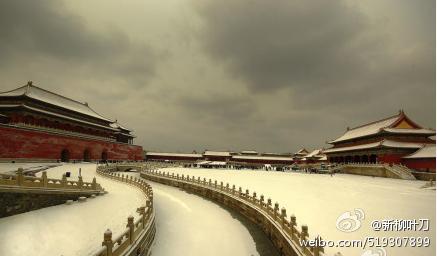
260,195 -> 265,208
301,225 -> 309,241
92,177 -> 97,190
290,215 -> 297,238
245,189 -> 249,199
78,175 -> 84,189
17,168 -> 24,186
267,198 -> 272,213
61,173 -> 67,187
274,202 -> 279,219
42,171 -> 48,187
208,179 -> 211,185
252,192 -> 257,203
127,215 -> 135,244
146,199 -> 152,210
232,185 -> 236,194
137,206 -> 146,225
281,208 -> 287,227
214,180 -> 217,188
238,187 -> 242,197
102,229 -> 114,256
220,181 -> 223,190
313,236 -> 325,256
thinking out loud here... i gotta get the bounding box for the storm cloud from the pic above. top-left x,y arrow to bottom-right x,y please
194,0 -> 435,110
0,0 -> 434,153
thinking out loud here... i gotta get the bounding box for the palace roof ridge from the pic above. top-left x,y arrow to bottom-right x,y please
327,111 -> 431,144
347,112 -> 401,131
0,82 -> 113,123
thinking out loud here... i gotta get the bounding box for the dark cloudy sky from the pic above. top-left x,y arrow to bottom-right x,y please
0,0 -> 435,153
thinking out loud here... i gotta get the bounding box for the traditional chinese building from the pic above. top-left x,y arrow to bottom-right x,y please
324,111 -> 435,169
292,148 -> 309,163
240,150 -> 259,156
145,152 -> 203,162
402,145 -> 436,172
0,82 -> 143,161
231,155 -> 294,165
203,151 -> 232,162
302,149 -> 327,164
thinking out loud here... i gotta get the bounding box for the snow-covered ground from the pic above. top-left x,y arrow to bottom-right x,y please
125,172 -> 277,256
0,163 -> 146,256
0,162 -> 58,174
160,167 -> 436,256
0,164 -> 277,256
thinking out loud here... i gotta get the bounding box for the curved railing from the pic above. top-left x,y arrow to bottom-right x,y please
93,165 -> 156,256
0,168 -> 102,191
141,169 -> 327,256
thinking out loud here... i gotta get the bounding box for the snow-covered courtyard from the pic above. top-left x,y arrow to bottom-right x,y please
0,163 -> 434,255
125,172 -> 277,256
0,164 -> 276,256
160,167 -> 436,256
0,162 -> 59,174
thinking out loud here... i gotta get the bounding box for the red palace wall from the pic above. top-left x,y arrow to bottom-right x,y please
0,126 -> 143,161
402,159 -> 436,172
378,154 -> 405,164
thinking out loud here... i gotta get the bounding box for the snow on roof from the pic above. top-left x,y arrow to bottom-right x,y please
319,155 -> 328,161
382,128 -> 435,135
146,152 -> 203,158
329,114 -> 401,144
403,145 -> 436,159
110,121 -> 132,132
262,152 -> 292,156
294,148 -> 309,155
305,149 -> 323,158
0,83 -> 112,122
196,161 -> 226,165
196,161 -> 211,165
323,140 -> 424,154
204,151 -> 231,156
241,150 -> 258,154
232,155 -> 294,161
20,104 -> 117,130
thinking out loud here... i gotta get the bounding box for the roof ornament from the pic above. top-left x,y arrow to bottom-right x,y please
84,102 -> 89,106
346,126 -> 350,131
25,81 -> 33,94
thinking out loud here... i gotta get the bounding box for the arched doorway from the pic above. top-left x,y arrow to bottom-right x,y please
101,150 -> 108,162
83,149 -> 91,162
61,149 -> 70,162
